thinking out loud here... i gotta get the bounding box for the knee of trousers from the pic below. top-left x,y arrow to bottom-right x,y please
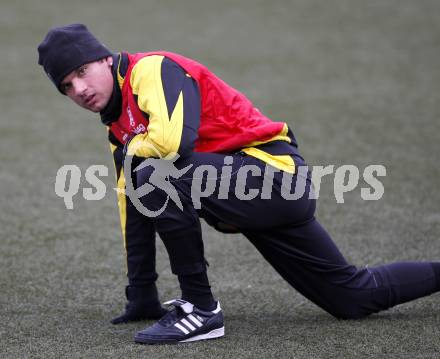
323,287 -> 388,320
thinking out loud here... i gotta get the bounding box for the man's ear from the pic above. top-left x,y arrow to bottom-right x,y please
105,56 -> 113,67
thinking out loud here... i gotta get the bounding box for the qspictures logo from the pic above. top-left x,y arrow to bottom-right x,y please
54,144 -> 386,215
123,144 -> 193,217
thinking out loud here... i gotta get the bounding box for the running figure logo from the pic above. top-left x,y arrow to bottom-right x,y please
123,144 -> 193,217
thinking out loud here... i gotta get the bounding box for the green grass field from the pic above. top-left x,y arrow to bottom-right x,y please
1,0 -> 439,358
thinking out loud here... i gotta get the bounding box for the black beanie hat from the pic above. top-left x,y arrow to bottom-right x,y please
38,24 -> 112,93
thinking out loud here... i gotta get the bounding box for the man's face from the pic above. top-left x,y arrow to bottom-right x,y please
60,57 -> 114,113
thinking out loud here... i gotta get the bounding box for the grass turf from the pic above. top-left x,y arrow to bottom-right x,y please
1,0 -> 439,358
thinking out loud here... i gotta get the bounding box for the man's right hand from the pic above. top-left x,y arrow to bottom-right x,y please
111,285 -> 168,324
111,301 -> 168,324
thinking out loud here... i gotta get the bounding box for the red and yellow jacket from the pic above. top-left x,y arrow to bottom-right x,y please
103,51 -> 299,173
101,52 -> 301,269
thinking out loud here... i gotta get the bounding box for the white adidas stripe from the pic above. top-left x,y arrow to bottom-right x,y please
174,315 -> 202,334
174,322 -> 190,335
188,314 -> 203,327
181,318 -> 196,331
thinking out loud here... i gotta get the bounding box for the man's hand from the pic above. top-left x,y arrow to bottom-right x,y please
111,301 -> 167,324
111,285 -> 168,325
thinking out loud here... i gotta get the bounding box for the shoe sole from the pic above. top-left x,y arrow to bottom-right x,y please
135,326 -> 225,344
180,326 -> 225,343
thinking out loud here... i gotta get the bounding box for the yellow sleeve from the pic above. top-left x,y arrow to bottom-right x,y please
127,55 -> 184,159
109,142 -> 127,252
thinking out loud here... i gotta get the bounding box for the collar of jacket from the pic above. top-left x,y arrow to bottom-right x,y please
100,53 -> 125,126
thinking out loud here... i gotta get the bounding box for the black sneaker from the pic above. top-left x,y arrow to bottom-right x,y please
134,299 -> 224,344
